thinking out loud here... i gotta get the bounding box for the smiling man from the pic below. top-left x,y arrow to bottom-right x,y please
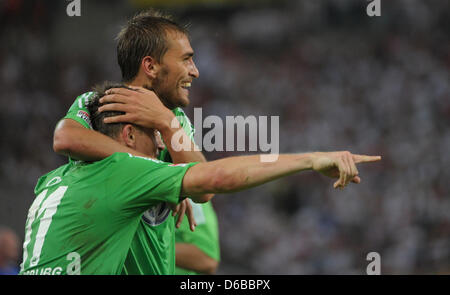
52,10 -> 220,274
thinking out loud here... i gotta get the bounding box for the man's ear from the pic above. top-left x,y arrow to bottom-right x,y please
121,124 -> 136,148
142,56 -> 159,79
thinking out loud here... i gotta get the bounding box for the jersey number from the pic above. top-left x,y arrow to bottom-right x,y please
21,186 -> 68,270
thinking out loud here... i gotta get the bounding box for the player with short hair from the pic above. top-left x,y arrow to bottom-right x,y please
20,85 -> 205,275
21,85 -> 381,274
53,9 -> 219,274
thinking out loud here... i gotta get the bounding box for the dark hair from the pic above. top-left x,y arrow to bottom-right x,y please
88,81 -> 137,138
116,9 -> 189,82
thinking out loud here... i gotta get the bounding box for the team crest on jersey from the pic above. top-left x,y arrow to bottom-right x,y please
142,202 -> 171,226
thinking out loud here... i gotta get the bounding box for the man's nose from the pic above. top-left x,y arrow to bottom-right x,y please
189,61 -> 199,78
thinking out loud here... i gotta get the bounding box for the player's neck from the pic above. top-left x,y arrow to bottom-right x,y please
125,76 -> 147,89
126,77 -> 179,111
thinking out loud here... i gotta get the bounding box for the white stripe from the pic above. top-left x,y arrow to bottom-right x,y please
20,189 -> 48,271
77,95 -> 84,108
30,186 -> 68,267
77,93 -> 90,108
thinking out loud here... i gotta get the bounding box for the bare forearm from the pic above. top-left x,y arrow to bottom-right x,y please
183,151 -> 381,199
176,243 -> 218,274
159,123 -> 206,164
183,153 -> 314,197
53,119 -> 148,161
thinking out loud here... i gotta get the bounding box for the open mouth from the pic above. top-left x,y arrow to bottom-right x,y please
181,82 -> 191,89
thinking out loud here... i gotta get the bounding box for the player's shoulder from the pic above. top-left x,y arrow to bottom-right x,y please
114,153 -> 196,172
108,152 -> 166,166
34,163 -> 72,195
172,107 -> 187,117
70,91 -> 97,108
65,91 -> 99,125
76,91 -> 96,99
67,91 -> 97,113
172,107 -> 194,130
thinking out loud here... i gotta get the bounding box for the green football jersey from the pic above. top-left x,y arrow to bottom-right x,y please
159,108 -> 220,275
168,110 -> 221,275
174,200 -> 220,275
62,92 -> 220,275
122,107 -> 197,275
20,153 -> 195,275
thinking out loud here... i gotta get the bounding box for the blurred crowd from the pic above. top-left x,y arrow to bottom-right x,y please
0,0 -> 448,274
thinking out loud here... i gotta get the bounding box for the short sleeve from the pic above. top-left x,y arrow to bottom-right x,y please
63,92 -> 96,129
173,107 -> 195,141
105,153 -> 197,214
158,108 -> 196,162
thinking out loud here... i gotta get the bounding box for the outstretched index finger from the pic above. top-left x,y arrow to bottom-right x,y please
352,154 -> 382,164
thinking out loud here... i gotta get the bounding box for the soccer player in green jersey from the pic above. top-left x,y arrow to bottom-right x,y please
20,86 -> 202,275
22,83 -> 381,274
53,10 -> 219,274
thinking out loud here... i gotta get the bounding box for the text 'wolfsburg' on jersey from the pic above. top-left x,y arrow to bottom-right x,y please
20,152 -> 196,275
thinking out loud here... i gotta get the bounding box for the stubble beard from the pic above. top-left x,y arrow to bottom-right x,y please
149,67 -> 188,110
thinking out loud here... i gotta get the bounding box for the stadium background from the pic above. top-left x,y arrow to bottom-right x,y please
0,0 -> 448,274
